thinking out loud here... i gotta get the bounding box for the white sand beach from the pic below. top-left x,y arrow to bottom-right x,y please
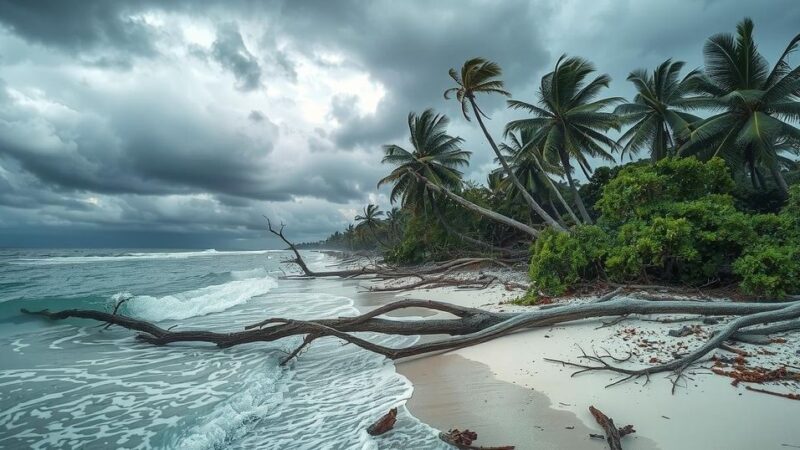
348,272 -> 800,450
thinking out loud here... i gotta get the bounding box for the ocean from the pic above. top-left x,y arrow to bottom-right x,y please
0,249 -> 447,449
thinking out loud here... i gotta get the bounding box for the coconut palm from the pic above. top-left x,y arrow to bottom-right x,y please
679,18 -> 800,193
378,109 -> 471,212
444,58 -> 565,231
615,59 -> 703,162
506,55 -> 622,223
378,110 -> 513,250
500,129 -> 580,225
354,204 -> 387,247
385,207 -> 405,242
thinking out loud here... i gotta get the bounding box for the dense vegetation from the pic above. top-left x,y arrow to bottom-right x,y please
305,18 -> 800,299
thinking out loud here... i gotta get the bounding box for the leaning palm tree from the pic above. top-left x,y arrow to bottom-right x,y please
506,55 -> 622,223
354,204 -> 387,247
500,129 -> 580,225
378,110 -> 471,211
679,18 -> 800,194
378,110 -> 512,251
615,59 -> 703,162
385,207 -> 403,242
444,58 -> 565,231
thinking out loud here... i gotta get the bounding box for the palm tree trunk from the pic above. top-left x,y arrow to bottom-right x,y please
411,171 -> 540,238
368,226 -> 389,248
548,198 -> 565,224
468,96 -> 566,232
432,202 -> 511,254
769,164 -> 790,195
559,151 -> 593,224
531,151 -> 581,225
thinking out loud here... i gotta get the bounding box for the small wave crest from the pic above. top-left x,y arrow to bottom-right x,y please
113,271 -> 278,321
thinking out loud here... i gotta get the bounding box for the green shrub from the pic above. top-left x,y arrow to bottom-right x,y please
596,157 -> 733,225
733,244 -> 800,298
529,225 -> 610,296
732,186 -> 800,297
530,157 -> 799,299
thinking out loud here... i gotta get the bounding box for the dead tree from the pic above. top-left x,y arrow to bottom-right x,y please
266,218 -> 523,281
22,296 -> 800,383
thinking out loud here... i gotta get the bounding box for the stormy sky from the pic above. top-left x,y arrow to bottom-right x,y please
0,0 -> 797,249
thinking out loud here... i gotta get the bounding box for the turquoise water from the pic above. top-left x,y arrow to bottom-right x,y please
0,249 -> 445,449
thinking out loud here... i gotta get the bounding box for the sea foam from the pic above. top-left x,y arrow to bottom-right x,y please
116,270 -> 277,321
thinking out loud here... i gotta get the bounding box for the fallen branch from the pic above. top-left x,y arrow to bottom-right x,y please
545,301 -> 800,393
22,296 -> 800,369
744,386 -> 800,401
589,406 -> 635,450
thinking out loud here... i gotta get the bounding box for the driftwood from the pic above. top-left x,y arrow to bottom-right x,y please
545,301 -> 800,393
744,386 -> 800,400
588,406 -> 634,450
438,429 -> 514,450
366,408 -> 397,436
267,218 -> 522,281
21,296 -> 800,389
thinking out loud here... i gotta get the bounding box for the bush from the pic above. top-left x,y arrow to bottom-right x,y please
530,158 -> 799,298
733,244 -> 800,298
528,225 -> 609,296
732,185 -> 800,297
596,157 -> 734,225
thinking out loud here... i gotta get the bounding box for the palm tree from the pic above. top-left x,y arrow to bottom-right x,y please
354,204 -> 387,247
444,58 -> 565,231
615,59 -> 703,162
679,18 -> 800,194
385,207 -> 400,241
378,110 -> 471,211
344,224 -> 356,250
506,55 -> 622,223
500,129 -> 580,225
378,110 -> 511,251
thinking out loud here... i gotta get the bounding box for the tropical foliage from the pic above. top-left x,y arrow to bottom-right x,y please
506,55 -> 622,223
306,17 -> 800,298
679,18 -> 800,193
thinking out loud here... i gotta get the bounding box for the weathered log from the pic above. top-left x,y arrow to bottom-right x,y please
366,408 -> 397,436
22,297 -> 800,370
438,429 -> 514,450
588,406 -> 634,450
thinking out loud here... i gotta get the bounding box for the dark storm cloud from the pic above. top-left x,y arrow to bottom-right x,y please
210,23 -> 262,91
276,0 -> 552,149
0,0 -> 158,56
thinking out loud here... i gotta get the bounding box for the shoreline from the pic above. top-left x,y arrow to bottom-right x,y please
316,252 -> 800,449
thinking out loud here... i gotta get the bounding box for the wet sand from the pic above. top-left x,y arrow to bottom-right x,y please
398,353 -> 610,450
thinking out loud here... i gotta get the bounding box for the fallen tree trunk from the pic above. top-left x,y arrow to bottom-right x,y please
22,296 -> 800,372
